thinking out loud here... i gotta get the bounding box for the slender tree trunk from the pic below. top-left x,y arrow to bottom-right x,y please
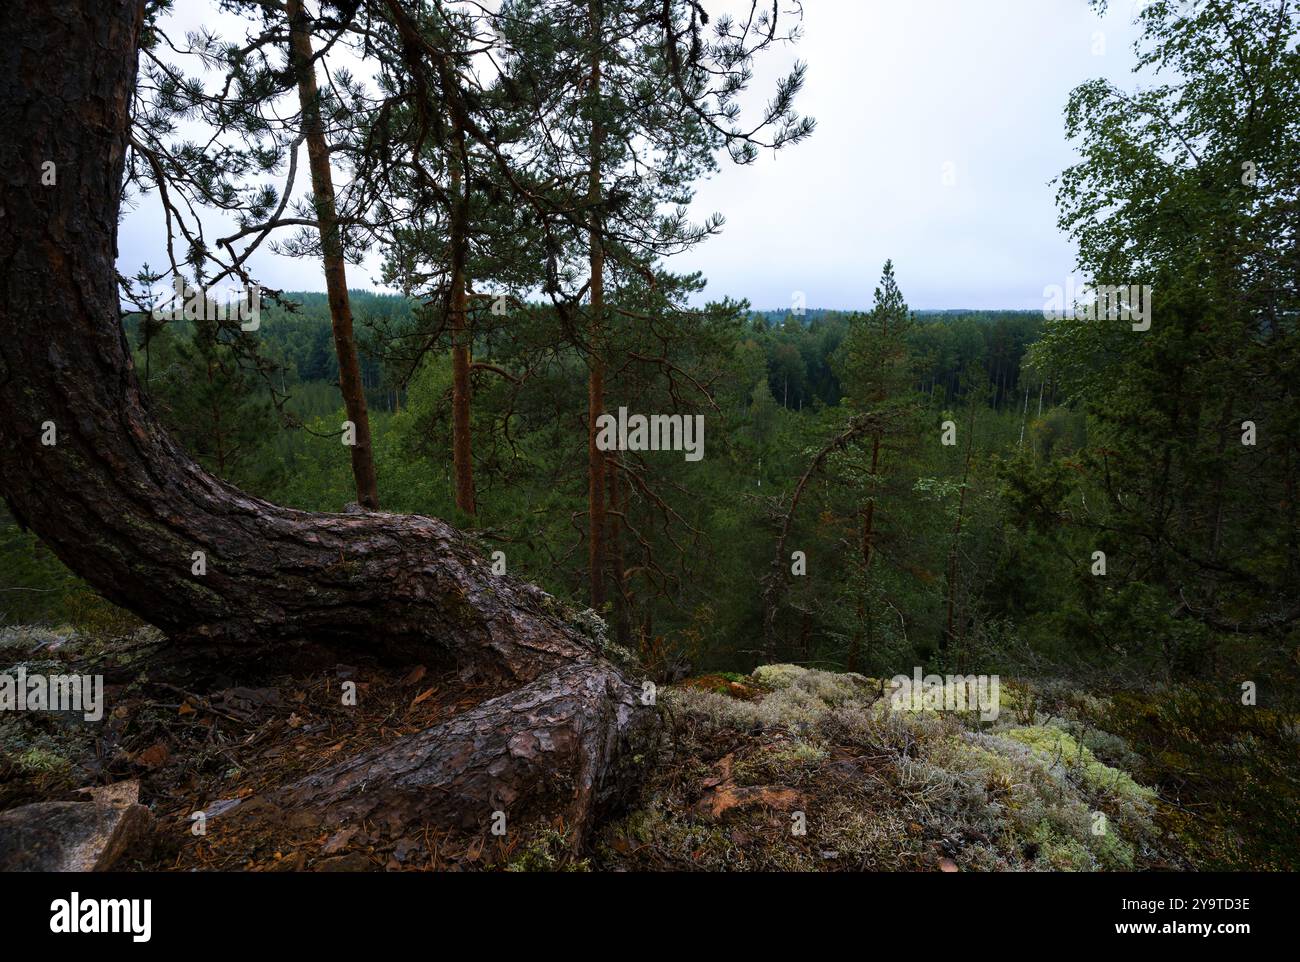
586,0 -> 608,609
609,459 -> 632,647
448,129 -> 476,515
287,0 -> 379,510
588,356 -> 607,606
207,355 -> 228,477
849,434 -> 882,672
0,0 -> 653,855
943,404 -> 978,653
1018,384 -> 1030,447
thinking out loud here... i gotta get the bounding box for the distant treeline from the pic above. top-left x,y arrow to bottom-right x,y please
122,296 -> 1051,418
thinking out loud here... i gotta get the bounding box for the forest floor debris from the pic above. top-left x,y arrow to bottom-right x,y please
1,626 -> 1297,870
0,624 -> 510,869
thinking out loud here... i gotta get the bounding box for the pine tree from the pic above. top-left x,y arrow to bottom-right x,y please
143,322 -> 279,491
833,261 -> 918,669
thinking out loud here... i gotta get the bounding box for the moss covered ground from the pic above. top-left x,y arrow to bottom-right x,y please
2,626 -> 1296,871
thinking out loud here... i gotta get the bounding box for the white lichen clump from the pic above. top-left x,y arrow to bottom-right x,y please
653,664 -> 1160,871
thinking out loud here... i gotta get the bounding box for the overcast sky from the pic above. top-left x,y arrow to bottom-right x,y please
117,0 -> 1149,312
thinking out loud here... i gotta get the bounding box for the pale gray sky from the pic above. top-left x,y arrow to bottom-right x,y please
117,0 -> 1148,311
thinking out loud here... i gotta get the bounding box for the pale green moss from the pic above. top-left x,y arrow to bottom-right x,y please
750,663 -> 808,689
504,829 -> 589,872
602,667 -> 1165,872
608,804 -> 794,870
999,725 -> 1155,805
769,741 -> 829,768
750,663 -> 875,699
1030,821 -> 1096,871
1091,818 -> 1139,870
16,746 -> 72,774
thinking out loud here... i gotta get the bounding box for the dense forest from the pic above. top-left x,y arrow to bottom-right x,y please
1,0 -> 1297,888
7,271 -> 1289,691
9,296 -> 1066,680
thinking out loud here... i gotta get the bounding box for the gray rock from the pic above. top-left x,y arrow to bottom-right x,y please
0,783 -> 151,871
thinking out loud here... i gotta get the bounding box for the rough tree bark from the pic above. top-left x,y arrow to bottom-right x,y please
448,117 -> 476,516
0,0 -> 653,853
287,0 -> 380,510
586,0 -> 608,611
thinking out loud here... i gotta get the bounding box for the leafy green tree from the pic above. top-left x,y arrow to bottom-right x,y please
1031,0 -> 1300,669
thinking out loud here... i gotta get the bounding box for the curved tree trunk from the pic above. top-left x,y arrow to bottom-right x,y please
0,0 -> 653,855
270,659 -> 649,848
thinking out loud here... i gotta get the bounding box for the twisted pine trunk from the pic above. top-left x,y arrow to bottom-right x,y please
0,0 -> 654,852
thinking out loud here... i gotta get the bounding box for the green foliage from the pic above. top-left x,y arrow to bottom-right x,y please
1018,0 -> 1300,674
0,523 -> 81,624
